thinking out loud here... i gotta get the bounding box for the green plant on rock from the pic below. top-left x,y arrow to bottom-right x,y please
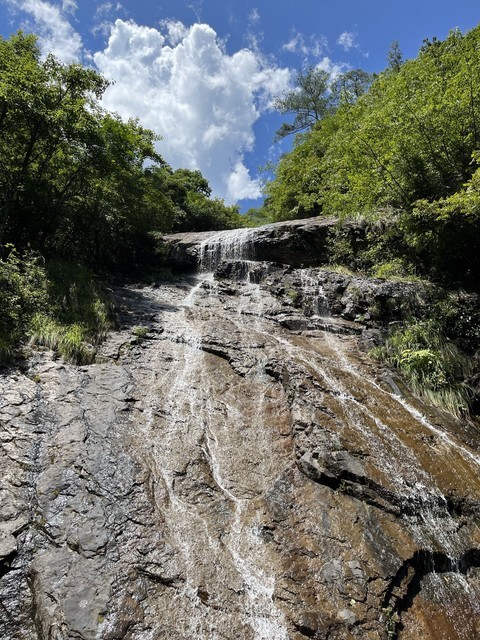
398,348 -> 447,387
376,318 -> 472,417
381,606 -> 400,638
25,259 -> 114,364
132,326 -> 149,343
372,258 -> 419,282
29,315 -> 96,365
0,246 -> 49,362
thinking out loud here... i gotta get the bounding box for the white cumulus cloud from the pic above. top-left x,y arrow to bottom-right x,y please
159,19 -> 189,46
94,19 -> 290,202
6,0 -> 82,63
227,162 -> 262,200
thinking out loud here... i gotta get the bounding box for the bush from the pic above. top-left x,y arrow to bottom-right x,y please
401,165 -> 480,287
0,246 -> 49,362
376,318 -> 472,416
0,248 -> 113,364
372,258 -> 418,281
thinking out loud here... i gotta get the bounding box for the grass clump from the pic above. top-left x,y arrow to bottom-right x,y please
29,315 -> 97,364
371,258 -> 421,282
0,247 -> 113,365
29,261 -> 113,364
131,326 -> 149,344
375,318 -> 472,417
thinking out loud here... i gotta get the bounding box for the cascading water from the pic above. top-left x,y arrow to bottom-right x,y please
127,260 -> 290,639
2,224 -> 479,640
192,235 -> 479,639
268,266 -> 480,640
198,228 -> 258,273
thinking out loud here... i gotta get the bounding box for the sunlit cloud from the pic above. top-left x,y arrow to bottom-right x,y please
159,18 -> 189,46
61,0 -> 76,13
316,56 -> 349,78
5,0 -> 82,62
336,30 -> 368,57
337,31 -> 356,51
94,19 -> 291,201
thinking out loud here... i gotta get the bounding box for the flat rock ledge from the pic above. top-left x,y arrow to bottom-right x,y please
162,216 -> 341,270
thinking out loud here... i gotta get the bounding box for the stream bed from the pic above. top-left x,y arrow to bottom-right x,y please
1,252 -> 479,639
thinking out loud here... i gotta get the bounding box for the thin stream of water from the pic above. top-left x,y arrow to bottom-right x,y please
138,274 -> 289,639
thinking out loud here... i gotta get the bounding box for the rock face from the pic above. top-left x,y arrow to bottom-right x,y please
162,217 -> 339,270
1,224 -> 480,639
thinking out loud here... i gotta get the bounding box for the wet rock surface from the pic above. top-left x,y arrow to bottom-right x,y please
1,258 -> 480,639
162,217 -> 339,270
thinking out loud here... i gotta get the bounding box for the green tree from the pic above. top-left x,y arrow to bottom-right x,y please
0,33 -> 110,248
268,25 -> 480,222
274,66 -> 331,140
0,32 -> 239,268
387,41 -> 403,71
330,69 -> 373,106
402,163 -> 480,285
264,126 -> 332,220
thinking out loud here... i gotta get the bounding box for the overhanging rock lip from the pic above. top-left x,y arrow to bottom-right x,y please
161,216 -> 343,270
161,216 -> 340,244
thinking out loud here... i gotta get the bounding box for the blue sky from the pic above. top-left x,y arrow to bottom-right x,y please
1,1 -> 479,211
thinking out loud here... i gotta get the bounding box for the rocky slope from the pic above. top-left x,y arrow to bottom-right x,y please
1,221 -> 480,639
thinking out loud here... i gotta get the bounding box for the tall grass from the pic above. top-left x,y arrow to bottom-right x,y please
28,261 -> 113,364
375,319 -> 472,418
0,248 -> 113,365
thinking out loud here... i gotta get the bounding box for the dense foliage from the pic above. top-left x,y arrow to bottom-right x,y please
259,25 -> 480,416
0,32 -> 242,271
0,247 -> 112,363
264,25 -> 480,287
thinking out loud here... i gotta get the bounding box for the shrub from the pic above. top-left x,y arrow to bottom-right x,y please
376,318 -> 472,417
0,246 -> 49,362
0,248 -> 113,364
401,165 -> 480,288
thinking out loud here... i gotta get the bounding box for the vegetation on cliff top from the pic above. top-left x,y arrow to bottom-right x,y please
0,32 -> 243,269
254,25 -> 480,416
259,25 -> 480,288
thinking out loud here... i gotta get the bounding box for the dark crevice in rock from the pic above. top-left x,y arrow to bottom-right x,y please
198,344 -> 234,365
293,622 -> 317,637
136,569 -> 184,588
298,451 -> 480,520
381,548 -> 480,639
0,550 -> 17,580
297,452 -> 401,516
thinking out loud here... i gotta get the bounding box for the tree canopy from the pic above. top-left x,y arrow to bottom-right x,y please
263,25 -> 480,286
0,32 -> 242,270
274,66 -> 372,140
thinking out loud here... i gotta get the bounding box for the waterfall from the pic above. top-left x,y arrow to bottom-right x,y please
132,274 -> 289,639
4,225 -> 479,640
198,227 -> 257,273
